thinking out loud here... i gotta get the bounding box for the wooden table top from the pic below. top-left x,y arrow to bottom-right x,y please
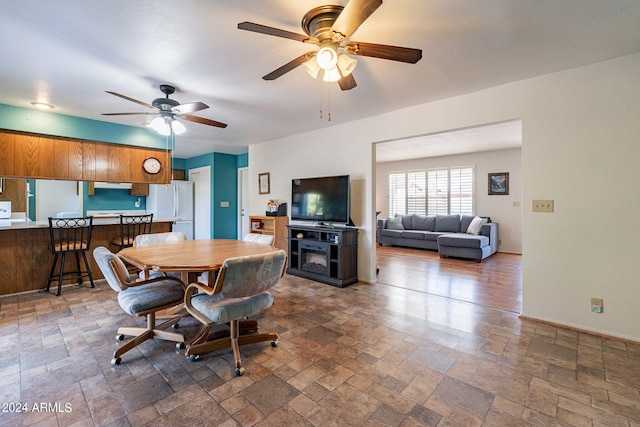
117,239 -> 280,273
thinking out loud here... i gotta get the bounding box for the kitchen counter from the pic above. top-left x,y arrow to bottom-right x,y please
0,218 -> 175,295
0,216 -> 181,230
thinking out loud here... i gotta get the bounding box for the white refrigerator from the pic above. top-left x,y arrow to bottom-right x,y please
147,181 -> 194,239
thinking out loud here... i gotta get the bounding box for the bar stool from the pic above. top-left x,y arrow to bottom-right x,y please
110,213 -> 154,252
46,216 -> 95,296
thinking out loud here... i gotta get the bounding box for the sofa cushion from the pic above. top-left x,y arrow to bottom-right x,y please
400,215 -> 413,229
381,229 -> 403,238
402,230 -> 426,240
460,215 -> 475,233
412,214 -> 436,231
423,232 -> 445,241
466,216 -> 488,235
387,215 -> 404,230
435,215 -> 460,232
438,233 -> 489,249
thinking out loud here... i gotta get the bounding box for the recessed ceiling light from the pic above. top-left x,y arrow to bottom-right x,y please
30,101 -> 54,110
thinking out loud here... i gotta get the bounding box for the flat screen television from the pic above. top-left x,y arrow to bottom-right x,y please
291,175 -> 351,225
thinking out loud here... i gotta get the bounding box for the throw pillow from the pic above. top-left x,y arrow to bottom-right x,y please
387,215 -> 404,230
467,216 -> 488,235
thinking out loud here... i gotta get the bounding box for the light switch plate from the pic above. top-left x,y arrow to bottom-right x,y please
532,199 -> 554,212
220,201 -> 230,208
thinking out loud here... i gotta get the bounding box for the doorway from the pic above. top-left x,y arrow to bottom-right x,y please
189,166 -> 211,239
237,167 -> 249,239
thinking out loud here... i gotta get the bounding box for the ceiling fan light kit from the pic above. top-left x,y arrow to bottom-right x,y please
238,0 -> 422,91
103,84 -> 228,135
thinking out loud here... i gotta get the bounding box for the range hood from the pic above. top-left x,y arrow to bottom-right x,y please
93,182 -> 133,190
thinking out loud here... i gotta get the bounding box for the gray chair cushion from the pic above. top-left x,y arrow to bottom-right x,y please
118,280 -> 185,316
190,292 -> 274,325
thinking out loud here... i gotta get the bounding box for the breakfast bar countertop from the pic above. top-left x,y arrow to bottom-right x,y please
0,217 -> 181,230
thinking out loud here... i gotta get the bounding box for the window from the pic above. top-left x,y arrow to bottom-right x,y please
389,167 -> 474,216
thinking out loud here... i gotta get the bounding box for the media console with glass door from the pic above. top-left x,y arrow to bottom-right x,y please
286,224 -> 358,288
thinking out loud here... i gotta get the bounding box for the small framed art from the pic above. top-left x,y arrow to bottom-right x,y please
488,172 -> 509,195
258,172 -> 270,195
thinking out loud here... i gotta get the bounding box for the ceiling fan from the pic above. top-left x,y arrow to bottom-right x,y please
102,84 -> 227,135
238,0 -> 422,90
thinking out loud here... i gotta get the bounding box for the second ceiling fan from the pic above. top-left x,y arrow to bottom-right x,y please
238,0 -> 422,90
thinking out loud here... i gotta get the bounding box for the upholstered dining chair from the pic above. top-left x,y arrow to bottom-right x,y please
197,233 -> 275,286
134,231 -> 187,280
93,246 -> 186,365
184,249 -> 287,376
243,233 -> 274,245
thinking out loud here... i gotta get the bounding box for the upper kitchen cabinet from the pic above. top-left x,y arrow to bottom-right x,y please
0,129 -> 170,184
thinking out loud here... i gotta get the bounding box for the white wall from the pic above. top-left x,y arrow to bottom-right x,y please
375,148 -> 522,253
249,53 -> 640,341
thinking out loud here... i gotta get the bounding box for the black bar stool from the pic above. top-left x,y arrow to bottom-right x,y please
46,216 -> 95,296
110,214 -> 154,252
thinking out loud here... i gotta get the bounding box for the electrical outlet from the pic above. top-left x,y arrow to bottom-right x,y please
591,297 -> 603,313
532,199 -> 554,212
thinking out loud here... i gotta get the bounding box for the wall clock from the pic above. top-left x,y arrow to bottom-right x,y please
142,157 -> 162,175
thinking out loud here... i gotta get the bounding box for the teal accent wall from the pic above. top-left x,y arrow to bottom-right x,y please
237,153 -> 248,168
184,153 -> 242,239
0,103 -> 166,149
82,183 -> 146,215
213,153 -> 238,239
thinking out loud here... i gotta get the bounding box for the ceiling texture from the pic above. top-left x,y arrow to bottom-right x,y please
2,1 -> 640,159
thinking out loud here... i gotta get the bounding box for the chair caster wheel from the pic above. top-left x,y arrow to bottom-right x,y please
234,367 -> 244,377
117,334 -> 125,341
176,342 -> 186,350
172,323 -> 180,329
271,340 -> 278,347
189,354 -> 200,362
111,357 -> 121,365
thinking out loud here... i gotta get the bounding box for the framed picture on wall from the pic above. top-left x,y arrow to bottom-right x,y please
258,172 -> 270,195
488,172 -> 509,195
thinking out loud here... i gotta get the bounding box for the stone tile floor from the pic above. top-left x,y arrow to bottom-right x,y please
0,275 -> 638,426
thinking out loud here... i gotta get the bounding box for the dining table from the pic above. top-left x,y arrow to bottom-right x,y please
117,238 -> 282,285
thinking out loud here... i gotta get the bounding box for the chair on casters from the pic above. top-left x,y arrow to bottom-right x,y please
134,231 -> 187,280
111,213 -> 154,252
92,246 -> 187,365
197,233 -> 275,285
46,216 -> 95,296
184,250 -> 287,376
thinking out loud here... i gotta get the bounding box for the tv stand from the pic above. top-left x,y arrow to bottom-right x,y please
287,224 -> 358,288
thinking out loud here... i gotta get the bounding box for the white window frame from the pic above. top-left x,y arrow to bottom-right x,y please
389,166 -> 474,216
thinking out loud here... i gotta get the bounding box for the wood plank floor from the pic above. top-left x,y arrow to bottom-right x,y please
376,245 -> 522,313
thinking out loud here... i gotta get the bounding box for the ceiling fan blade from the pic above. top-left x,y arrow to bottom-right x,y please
331,0 -> 382,39
101,112 -> 153,116
180,114 -> 227,129
263,52 -> 316,80
238,22 -> 316,43
344,41 -> 422,63
338,73 -> 357,91
171,101 -> 208,115
105,91 -> 154,109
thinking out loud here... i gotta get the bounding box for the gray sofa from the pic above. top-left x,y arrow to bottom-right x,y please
377,214 -> 498,262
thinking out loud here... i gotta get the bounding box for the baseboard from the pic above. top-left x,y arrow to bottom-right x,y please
519,315 -> 639,345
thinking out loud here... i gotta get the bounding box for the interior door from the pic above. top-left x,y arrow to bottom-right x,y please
189,166 -> 211,239
238,167 -> 249,239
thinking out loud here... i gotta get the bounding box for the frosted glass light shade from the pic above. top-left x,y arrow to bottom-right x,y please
316,46 -> 338,70
322,67 -> 341,83
171,119 -> 186,135
337,54 -> 357,76
303,56 -> 321,78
